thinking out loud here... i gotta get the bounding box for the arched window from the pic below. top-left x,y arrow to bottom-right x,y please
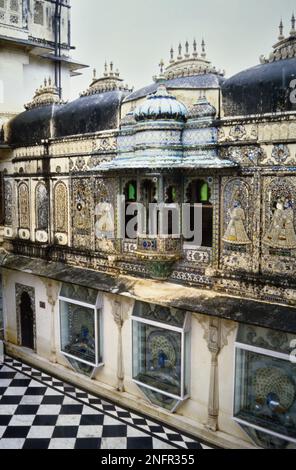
124,180 -> 137,239
35,182 -> 49,230
165,186 -> 178,236
185,179 -> 213,247
4,180 -> 12,226
54,182 -> 68,233
18,182 -> 30,229
140,179 -> 157,235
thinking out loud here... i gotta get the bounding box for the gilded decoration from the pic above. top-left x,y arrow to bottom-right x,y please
4,180 -> 13,226
261,177 -> 296,275
72,178 -> 93,250
263,177 -> 296,250
219,145 -> 265,166
18,182 -> 30,229
35,182 -> 49,231
54,181 -> 68,233
221,178 -> 253,271
222,202 -> 251,245
95,178 -> 117,253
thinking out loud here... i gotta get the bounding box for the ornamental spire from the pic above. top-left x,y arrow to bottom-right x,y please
278,19 -> 284,40
185,40 -> 190,58
110,61 -> 114,75
201,39 -> 206,58
192,39 -> 197,58
177,42 -> 182,60
170,46 -> 174,63
291,13 -> 296,36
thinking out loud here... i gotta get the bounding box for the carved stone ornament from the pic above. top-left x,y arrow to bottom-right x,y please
198,316 -> 237,432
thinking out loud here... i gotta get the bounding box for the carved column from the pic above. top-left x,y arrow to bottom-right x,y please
43,280 -> 59,364
200,316 -> 236,432
112,299 -> 125,392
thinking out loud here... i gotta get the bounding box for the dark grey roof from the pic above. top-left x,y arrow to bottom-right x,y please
5,104 -> 62,146
54,90 -> 129,138
222,57 -> 296,116
124,74 -> 225,103
5,90 -> 129,146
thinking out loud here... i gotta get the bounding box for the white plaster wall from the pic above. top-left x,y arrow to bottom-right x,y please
0,47 -> 72,117
1,269 -> 252,446
0,46 -> 29,115
1,269 -> 52,358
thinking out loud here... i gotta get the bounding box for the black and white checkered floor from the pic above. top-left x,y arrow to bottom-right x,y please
0,356 -> 212,449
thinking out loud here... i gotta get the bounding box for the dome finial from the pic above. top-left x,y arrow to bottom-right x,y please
290,13 -> 296,36
170,46 -> 174,63
178,42 -> 182,60
185,40 -> 190,58
192,39 -> 198,58
201,39 -> 206,58
278,19 -> 284,40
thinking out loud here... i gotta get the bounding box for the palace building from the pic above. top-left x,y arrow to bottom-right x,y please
1,1 -> 296,449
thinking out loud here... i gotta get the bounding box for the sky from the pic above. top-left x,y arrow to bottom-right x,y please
70,0 -> 296,99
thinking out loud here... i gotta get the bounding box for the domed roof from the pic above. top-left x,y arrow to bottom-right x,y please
5,79 -> 64,146
134,85 -> 187,122
222,58 -> 296,116
188,94 -> 217,119
4,65 -> 132,146
54,89 -> 128,137
222,21 -> 296,116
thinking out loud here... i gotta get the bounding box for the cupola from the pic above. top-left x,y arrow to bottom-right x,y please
134,85 -> 188,122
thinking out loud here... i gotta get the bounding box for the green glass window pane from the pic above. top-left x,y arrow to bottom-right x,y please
199,182 -> 209,202
128,183 -> 136,201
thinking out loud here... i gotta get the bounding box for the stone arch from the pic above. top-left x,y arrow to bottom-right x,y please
54,181 -> 68,233
18,182 -> 30,229
35,182 -> 49,230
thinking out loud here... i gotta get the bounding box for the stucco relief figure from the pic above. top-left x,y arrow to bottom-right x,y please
263,199 -> 296,249
95,202 -> 114,238
222,201 -> 251,245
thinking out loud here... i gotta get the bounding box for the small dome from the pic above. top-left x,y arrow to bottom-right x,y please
134,85 -> 187,122
188,95 -> 217,119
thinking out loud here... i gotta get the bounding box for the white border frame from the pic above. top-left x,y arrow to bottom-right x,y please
233,340 -> 296,445
59,292 -> 103,368
131,312 -> 191,402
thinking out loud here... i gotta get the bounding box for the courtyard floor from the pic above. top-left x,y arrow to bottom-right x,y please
0,356 -> 212,450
